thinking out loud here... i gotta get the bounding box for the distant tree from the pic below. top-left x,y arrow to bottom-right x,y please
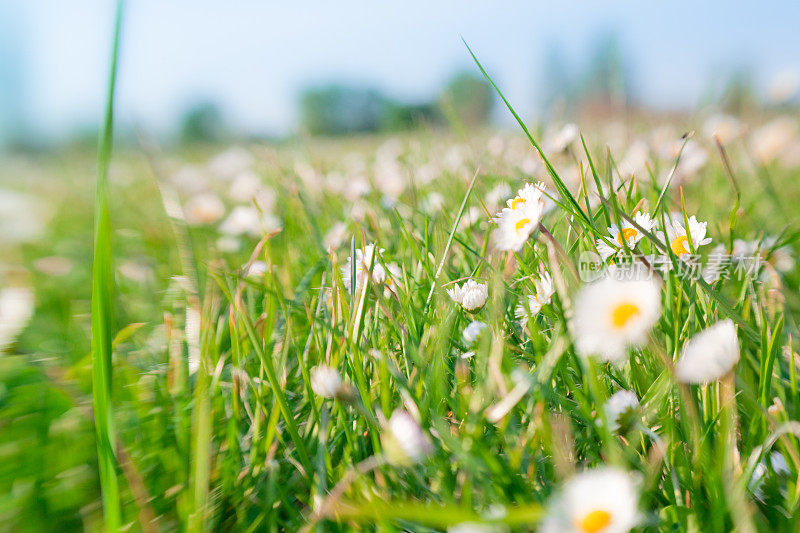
439,72 -> 493,127
382,102 -> 442,131
299,85 -> 390,135
179,102 -> 226,143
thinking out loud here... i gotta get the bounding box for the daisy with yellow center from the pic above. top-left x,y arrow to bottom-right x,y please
596,212 -> 655,260
540,467 -> 640,533
492,182 -> 548,252
572,275 -> 661,363
657,214 -> 712,257
502,181 -> 547,214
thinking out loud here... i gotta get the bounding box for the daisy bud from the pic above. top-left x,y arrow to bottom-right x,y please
674,319 -> 740,384
382,410 -> 433,466
447,280 -> 488,312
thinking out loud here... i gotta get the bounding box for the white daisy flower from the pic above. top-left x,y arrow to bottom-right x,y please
604,390 -> 641,432
674,319 -> 740,384
500,181 -> 547,216
462,320 -> 487,344
515,271 -> 555,320
541,467 -> 639,533
596,212 -> 656,260
310,364 -> 347,399
382,410 -> 433,466
657,215 -> 712,257
572,276 -> 662,364
447,280 -> 488,312
493,208 -> 541,252
491,182 -> 548,252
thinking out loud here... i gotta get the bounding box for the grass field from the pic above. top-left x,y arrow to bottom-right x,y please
3,103 -> 800,531
4,15 -> 800,530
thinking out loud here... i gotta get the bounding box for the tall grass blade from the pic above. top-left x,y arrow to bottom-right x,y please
92,1 -> 124,530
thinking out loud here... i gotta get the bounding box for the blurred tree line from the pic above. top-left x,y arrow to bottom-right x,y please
296,71 -> 493,136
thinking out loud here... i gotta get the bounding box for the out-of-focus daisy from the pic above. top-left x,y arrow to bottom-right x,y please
342,243 -> 383,293
658,215 -> 712,257
421,192 -> 445,213
751,117 -> 797,164
702,244 -> 729,283
216,236 -> 241,253
767,69 -> 800,105
33,256 -> 73,277
323,222 -> 348,250
462,320 -> 487,344
447,279 -> 488,312
184,193 -> 225,226
675,319 -> 740,384
596,212 -> 656,260
515,271 -> 555,321
703,114 -> 744,145
207,147 -> 254,180
762,236 -> 795,273
244,261 -> 268,278
382,262 -> 403,297
541,467 -> 639,533
572,276 -> 661,363
310,364 -> 352,400
486,182 -> 512,209
545,123 -> 579,153
219,206 -> 280,238
604,390 -> 641,432
382,409 -> 433,466
0,189 -> 49,244
341,244 -> 401,298
0,287 -> 34,352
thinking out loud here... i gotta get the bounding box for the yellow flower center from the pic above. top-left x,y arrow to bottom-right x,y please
611,302 -> 640,329
671,235 -> 690,255
577,509 -> 612,533
515,217 -> 531,233
511,197 -> 526,209
616,227 -> 638,247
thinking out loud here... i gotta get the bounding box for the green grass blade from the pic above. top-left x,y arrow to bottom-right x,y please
91,1 -> 124,531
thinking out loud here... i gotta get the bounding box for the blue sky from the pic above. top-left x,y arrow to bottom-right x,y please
5,1 -> 800,139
